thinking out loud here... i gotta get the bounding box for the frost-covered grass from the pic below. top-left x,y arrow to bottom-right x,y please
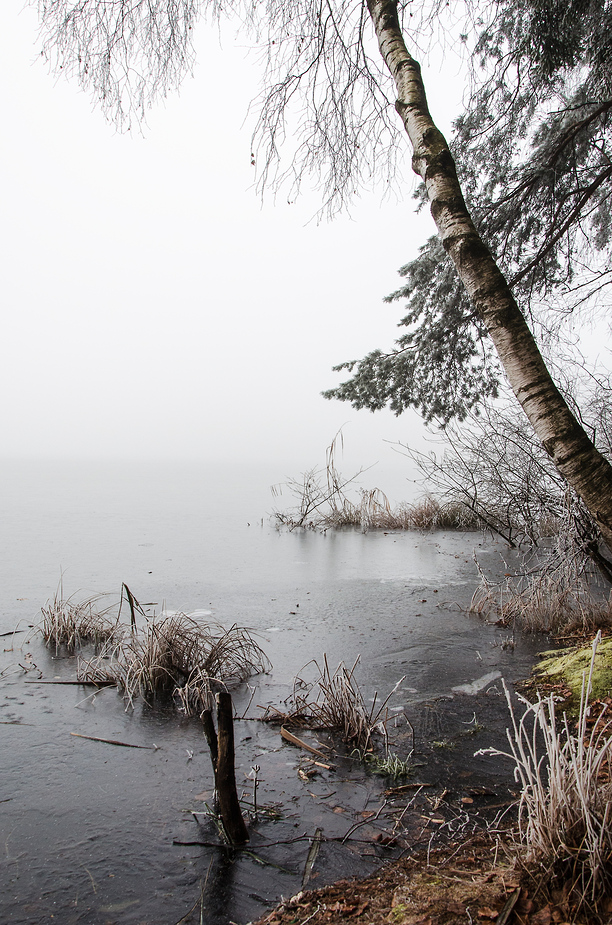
478,633 -> 612,916
272,435 -> 478,533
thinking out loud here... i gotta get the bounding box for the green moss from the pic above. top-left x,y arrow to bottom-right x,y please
389,904 -> 410,921
533,637 -> 612,708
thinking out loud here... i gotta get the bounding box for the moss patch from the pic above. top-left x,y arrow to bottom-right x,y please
531,637 -> 612,710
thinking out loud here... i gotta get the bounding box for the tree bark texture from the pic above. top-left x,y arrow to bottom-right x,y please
202,693 -> 249,845
366,0 -> 612,550
201,708 -> 219,775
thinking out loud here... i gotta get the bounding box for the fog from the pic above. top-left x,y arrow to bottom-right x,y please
1,4 -> 464,489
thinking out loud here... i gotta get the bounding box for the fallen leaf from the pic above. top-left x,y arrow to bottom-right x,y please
531,905 -> 553,925
477,907 -> 499,919
503,879 -> 521,890
447,901 -> 466,914
328,902 -> 356,914
517,890 -> 534,915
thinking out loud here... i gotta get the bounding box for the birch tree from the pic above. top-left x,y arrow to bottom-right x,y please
328,0 -> 612,425
32,0 -> 612,549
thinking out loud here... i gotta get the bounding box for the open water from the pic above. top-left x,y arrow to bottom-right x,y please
0,458 -> 542,924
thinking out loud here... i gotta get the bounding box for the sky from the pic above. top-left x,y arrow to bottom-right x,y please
0,3 -> 466,487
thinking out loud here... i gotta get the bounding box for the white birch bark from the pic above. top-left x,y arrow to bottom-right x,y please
367,0 -> 612,550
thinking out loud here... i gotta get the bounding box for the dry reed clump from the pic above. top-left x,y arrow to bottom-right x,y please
388,496 -> 480,531
272,429 -> 483,534
470,536 -> 612,636
40,589 -> 121,652
262,655 -> 405,752
273,473 -> 480,534
477,634 -> 612,918
80,613 -> 271,712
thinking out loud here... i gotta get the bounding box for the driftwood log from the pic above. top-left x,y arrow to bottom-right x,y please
202,692 -> 249,845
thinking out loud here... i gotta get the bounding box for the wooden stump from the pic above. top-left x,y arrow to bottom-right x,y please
202,692 -> 249,845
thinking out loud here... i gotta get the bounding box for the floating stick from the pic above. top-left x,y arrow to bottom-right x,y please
280,726 -> 336,766
70,732 -> 157,749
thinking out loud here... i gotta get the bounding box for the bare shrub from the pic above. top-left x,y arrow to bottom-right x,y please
399,402 -> 567,547
272,430 -> 372,531
477,634 -> 612,915
80,614 -> 271,712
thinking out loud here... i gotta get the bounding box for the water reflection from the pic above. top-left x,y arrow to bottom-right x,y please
203,851 -> 239,922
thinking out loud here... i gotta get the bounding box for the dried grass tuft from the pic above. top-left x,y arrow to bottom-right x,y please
470,513 -> 612,636
40,586 -> 121,652
263,655 -> 404,752
80,613 -> 270,713
477,633 -> 612,915
385,496 -> 479,531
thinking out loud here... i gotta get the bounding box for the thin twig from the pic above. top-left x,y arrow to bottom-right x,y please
70,732 -> 158,749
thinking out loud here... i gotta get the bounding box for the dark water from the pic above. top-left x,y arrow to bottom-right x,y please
0,459 -> 543,924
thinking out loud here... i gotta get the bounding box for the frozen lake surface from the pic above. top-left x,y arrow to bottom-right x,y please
0,459 -> 542,924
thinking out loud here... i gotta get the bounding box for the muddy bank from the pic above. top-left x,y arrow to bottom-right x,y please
247,834 -> 595,925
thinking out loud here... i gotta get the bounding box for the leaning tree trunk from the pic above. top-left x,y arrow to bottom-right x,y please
366,0 -> 612,552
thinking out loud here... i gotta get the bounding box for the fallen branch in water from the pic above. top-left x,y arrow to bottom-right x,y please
302,827 -> 322,888
385,782 -> 432,795
281,726 -> 335,766
174,833 -> 311,848
303,757 -> 335,771
173,831 -> 380,849
26,679 -> 116,686
70,732 -> 158,749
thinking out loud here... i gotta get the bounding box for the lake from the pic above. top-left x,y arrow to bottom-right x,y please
0,458 -> 541,924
